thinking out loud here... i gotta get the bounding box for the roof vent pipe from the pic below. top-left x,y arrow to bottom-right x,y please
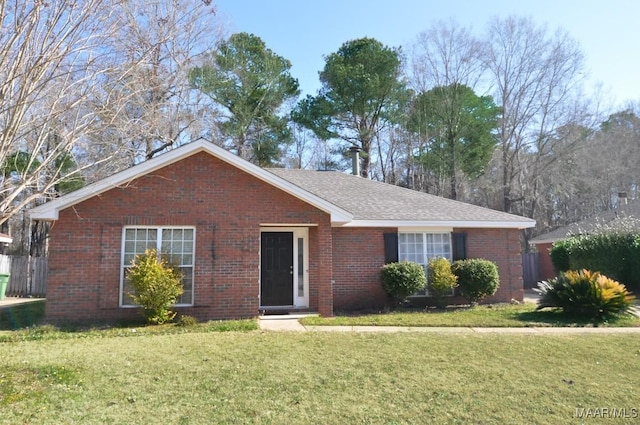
349,146 -> 361,176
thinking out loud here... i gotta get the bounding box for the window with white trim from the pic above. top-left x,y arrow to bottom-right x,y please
398,232 -> 452,296
121,227 -> 195,306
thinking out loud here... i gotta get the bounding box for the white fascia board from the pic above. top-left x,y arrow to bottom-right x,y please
30,140 -> 354,223
529,238 -> 559,245
397,226 -> 454,233
336,219 -> 537,229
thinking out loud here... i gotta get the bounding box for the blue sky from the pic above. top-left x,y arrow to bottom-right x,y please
215,0 -> 638,109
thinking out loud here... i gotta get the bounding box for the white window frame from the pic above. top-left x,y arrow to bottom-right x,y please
398,232 -> 453,297
120,226 -> 196,307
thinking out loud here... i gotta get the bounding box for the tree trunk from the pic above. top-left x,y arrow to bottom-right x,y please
30,221 -> 50,257
502,141 -> 511,213
361,138 -> 371,178
449,132 -> 457,200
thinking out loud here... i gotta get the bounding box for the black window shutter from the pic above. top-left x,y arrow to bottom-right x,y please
383,233 -> 399,263
452,233 -> 467,261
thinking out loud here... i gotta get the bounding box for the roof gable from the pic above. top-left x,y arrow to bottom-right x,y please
29,140 -> 353,223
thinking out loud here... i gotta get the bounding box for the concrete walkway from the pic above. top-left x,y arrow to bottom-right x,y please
259,314 -> 310,331
0,296 -> 44,310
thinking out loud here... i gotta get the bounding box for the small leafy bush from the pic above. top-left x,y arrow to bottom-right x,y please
176,315 -> 198,327
452,259 -> 500,305
127,249 -> 184,325
427,257 -> 458,308
381,261 -> 427,303
549,238 -> 573,272
536,269 -> 636,321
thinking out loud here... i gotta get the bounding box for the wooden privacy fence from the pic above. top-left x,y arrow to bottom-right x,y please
522,252 -> 540,289
0,255 -> 47,297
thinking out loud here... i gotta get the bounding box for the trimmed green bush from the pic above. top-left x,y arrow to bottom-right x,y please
427,257 -> 458,308
550,233 -> 640,291
549,238 -> 573,272
127,249 -> 184,325
381,261 -> 427,303
536,269 -> 636,321
452,259 -> 500,305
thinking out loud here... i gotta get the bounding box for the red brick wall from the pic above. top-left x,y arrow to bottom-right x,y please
45,152 -> 332,324
456,227 -> 525,303
536,242 -> 557,281
332,227 -> 394,310
331,227 -> 525,309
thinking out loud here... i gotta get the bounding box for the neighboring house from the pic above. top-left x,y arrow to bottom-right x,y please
30,140 -> 535,324
530,197 -> 640,281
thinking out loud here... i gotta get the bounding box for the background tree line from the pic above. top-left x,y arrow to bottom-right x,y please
1,1 -> 638,254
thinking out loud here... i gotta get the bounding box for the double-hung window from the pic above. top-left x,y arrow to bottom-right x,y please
121,227 -> 195,306
398,232 -> 452,296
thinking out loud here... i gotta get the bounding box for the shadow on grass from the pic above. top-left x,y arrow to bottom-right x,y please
0,301 -> 46,330
515,308 -> 639,327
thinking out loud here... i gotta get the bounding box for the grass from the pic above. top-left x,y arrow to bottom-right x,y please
3,300 -> 638,341
1,331 -> 639,424
0,301 -> 257,342
300,302 -> 640,328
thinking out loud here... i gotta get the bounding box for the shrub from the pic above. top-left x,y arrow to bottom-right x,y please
549,239 -> 572,272
176,315 -> 198,327
427,257 -> 458,308
550,232 -> 640,291
381,261 -> 427,304
535,269 -> 636,321
452,259 -> 500,305
127,249 -> 184,325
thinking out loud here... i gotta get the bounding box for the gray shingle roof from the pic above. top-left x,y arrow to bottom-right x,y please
267,169 -> 535,227
531,199 -> 640,243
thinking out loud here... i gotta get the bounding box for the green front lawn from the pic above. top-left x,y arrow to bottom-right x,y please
1,331 -> 639,424
300,303 -> 640,328
0,301 -> 257,342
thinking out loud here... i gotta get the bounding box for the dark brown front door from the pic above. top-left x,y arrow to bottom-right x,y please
260,232 -> 294,306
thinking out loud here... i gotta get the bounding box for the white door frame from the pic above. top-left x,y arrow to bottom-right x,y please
259,227 -> 309,308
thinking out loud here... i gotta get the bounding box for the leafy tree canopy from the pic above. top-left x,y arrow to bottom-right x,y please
407,83 -> 500,199
293,37 -> 409,176
190,32 -> 299,166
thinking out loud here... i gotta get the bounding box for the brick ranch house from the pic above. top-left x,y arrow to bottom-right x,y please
530,195 -> 640,282
30,140 -> 535,324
